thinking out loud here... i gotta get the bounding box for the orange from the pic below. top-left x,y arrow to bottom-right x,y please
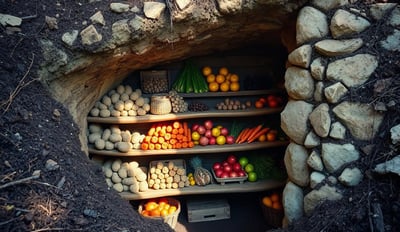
216,74 -> 225,84
209,82 -> 219,92
272,201 -> 282,210
230,74 -> 239,82
229,82 -> 240,92
219,67 -> 229,76
202,66 -> 212,76
206,74 -> 215,83
270,193 -> 280,202
262,196 -> 272,207
266,131 -> 277,141
220,82 -> 230,92
258,134 -> 266,142
255,100 -> 264,109
141,210 -> 150,216
150,208 -> 161,217
168,206 -> 177,214
160,208 -> 169,217
145,201 -> 158,211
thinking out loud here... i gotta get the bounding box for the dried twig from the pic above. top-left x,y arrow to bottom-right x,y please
0,174 -> 40,190
0,53 -> 37,114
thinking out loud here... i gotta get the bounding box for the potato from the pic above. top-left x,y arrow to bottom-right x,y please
130,183 -> 139,193
120,110 -> 128,117
113,183 -> 123,192
129,92 -> 140,101
109,133 -> 122,143
125,85 -> 133,95
89,124 -> 102,133
128,110 -> 137,116
135,97 -> 145,107
111,110 -> 121,117
123,184 -> 129,192
101,129 -> 111,140
139,181 -> 148,192
99,109 -> 111,117
90,108 -> 100,117
116,141 -> 130,153
103,167 -> 113,178
114,101 -> 124,112
105,141 -> 114,150
103,160 -> 113,169
135,89 -> 142,95
143,103 -> 150,112
111,93 -> 120,103
120,93 -> 129,102
122,177 -> 136,185
88,133 -> 101,144
111,172 -> 122,183
116,85 -> 125,94
118,167 -> 128,178
121,131 -> 131,142
97,102 -> 107,110
137,108 -> 146,116
102,96 -> 112,106
111,159 -> 122,172
124,100 -> 134,111
108,89 -> 116,96
94,139 -> 105,150
105,178 -> 113,187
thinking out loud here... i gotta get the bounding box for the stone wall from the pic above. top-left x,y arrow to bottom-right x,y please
280,1 -> 400,227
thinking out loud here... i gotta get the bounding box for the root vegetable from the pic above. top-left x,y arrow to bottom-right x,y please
121,131 -> 131,142
130,184 -> 139,193
116,142 -> 130,153
111,172 -> 122,183
103,168 -> 113,178
105,141 -> 114,150
102,129 -> 111,140
130,92 -> 140,101
136,172 -> 147,182
111,93 -> 120,103
111,159 -> 122,172
143,103 -> 150,112
124,100 -> 134,110
97,103 -> 107,110
153,183 -> 160,190
172,182 -> 178,189
122,177 -> 136,185
118,167 -> 127,178
113,183 -> 123,192
120,93 -> 129,101
88,133 -> 101,143
117,85 -> 125,94
90,108 -> 100,117
102,96 -> 112,106
160,182 -> 166,189
105,178 -> 113,187
128,110 -> 137,116
121,110 -> 128,116
139,181 -> 148,192
99,109 -> 111,117
95,139 -> 105,150
125,85 -> 133,95
123,185 -> 129,191
103,160 -> 113,169
111,110 -> 121,117
135,97 -> 145,107
115,101 -> 124,111
137,108 -> 146,116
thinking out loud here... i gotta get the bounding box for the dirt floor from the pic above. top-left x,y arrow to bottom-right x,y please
1,0 -> 400,232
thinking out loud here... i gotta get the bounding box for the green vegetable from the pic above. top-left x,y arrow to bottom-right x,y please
172,61 -> 208,93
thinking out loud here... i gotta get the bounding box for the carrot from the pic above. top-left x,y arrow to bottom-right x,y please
238,128 -> 253,143
183,122 -> 188,137
166,125 -> 173,133
151,136 -> 158,144
164,133 -> 171,141
158,137 -> 165,144
148,143 -> 155,150
247,127 -> 270,143
176,134 -> 183,141
181,142 -> 188,148
155,143 -> 162,150
167,144 -> 173,149
170,138 -> 177,145
235,128 -> 248,143
188,141 -> 194,148
246,124 -> 263,142
172,128 -> 179,135
161,142 -> 169,149
144,136 -> 151,143
148,127 -> 156,136
175,143 -> 182,149
178,127 -> 184,135
141,143 -> 149,150
187,128 -> 192,142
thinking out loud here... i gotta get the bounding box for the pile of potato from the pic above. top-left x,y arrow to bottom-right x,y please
88,124 -> 145,152
148,161 -> 190,190
103,159 -> 149,193
89,85 -> 151,117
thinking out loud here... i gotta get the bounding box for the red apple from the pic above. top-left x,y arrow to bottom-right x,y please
229,171 -> 238,178
213,162 -> 221,171
226,135 -> 235,144
192,124 -> 200,131
222,161 -> 229,166
204,120 -> 213,130
232,162 -> 242,172
226,155 -> 237,165
220,171 -> 229,178
199,136 -> 209,146
223,164 -> 232,173
205,129 -> 212,138
237,170 -> 246,177
215,169 -> 224,178
208,137 -> 216,145
197,125 -> 206,135
220,127 -> 229,136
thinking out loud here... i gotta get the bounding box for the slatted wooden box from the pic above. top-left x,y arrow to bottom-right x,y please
187,199 -> 230,223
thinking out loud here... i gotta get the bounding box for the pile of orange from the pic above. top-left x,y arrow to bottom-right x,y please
140,198 -> 178,217
202,66 -> 240,92
262,192 -> 282,210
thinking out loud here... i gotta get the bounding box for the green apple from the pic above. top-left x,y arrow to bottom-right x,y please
238,157 -> 249,167
244,163 -> 254,173
248,172 -> 257,182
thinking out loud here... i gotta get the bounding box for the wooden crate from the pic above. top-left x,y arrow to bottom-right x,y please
187,199 -> 230,223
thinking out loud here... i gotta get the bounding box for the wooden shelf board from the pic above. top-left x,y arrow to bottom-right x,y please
178,89 -> 284,98
120,179 -> 285,200
88,140 -> 289,157
87,107 -> 283,124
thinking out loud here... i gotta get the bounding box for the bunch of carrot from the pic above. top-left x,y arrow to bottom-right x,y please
141,121 -> 194,150
235,124 -> 270,144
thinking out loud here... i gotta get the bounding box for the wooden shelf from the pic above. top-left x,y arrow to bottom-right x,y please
87,107 -> 283,124
88,140 -> 289,157
120,179 -> 286,200
178,89 -> 284,98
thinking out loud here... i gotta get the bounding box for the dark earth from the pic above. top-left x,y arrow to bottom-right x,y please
1,0 -> 400,232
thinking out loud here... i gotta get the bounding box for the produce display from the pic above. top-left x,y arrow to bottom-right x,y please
191,120 -> 235,146
148,160 -> 189,190
262,192 -> 282,210
202,66 -> 240,92
89,85 -> 151,117
141,121 -> 194,150
255,94 -> 284,109
172,61 -> 208,93
188,101 -> 209,112
190,157 -> 212,186
235,125 -> 278,144
139,197 -> 179,218
211,155 -> 257,183
168,90 -> 188,113
88,124 -> 146,152
215,98 -> 251,110
102,159 -> 149,193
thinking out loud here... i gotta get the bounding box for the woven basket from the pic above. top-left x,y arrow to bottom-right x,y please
150,94 -> 172,115
138,198 -> 181,229
261,201 -> 284,228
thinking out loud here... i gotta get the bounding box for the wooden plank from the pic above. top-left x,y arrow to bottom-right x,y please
120,179 -> 285,200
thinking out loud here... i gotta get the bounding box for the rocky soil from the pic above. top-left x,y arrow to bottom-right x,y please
1,1 -> 400,232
